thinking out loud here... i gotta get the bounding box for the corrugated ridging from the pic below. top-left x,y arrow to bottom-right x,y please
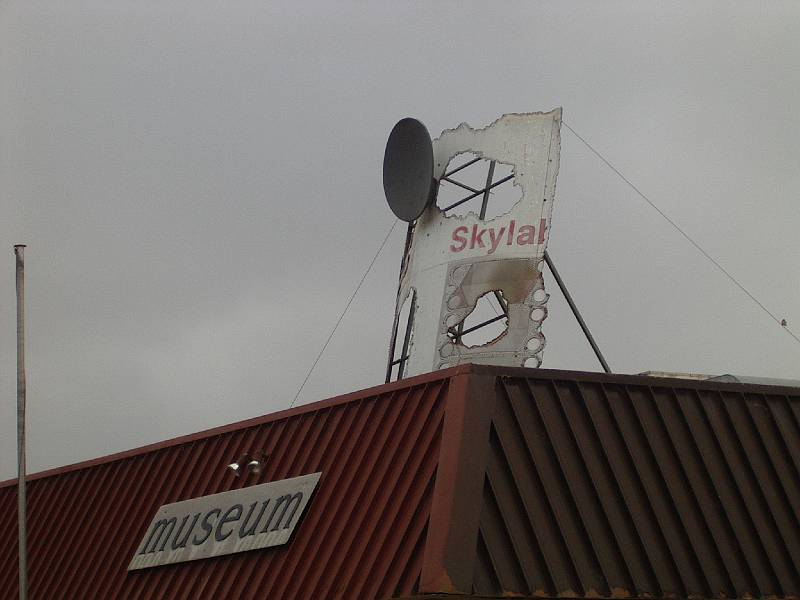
475,373 -> 800,599
0,378 -> 448,600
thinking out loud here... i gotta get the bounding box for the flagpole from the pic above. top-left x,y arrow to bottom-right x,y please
14,244 -> 28,600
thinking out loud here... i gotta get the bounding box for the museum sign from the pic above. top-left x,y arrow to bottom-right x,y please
128,472 -> 321,570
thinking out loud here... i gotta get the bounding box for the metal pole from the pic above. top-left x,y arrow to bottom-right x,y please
14,244 -> 28,600
478,160 -> 496,220
543,250 -> 612,374
386,222 -> 415,382
385,309 -> 401,384
397,290 -> 417,380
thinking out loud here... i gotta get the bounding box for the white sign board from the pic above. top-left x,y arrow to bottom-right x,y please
128,472 -> 321,570
395,110 -> 562,376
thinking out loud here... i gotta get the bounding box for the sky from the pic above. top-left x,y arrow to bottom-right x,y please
2,1 -> 799,480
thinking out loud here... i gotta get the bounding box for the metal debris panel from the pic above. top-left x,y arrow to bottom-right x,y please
1,365 -> 798,600
392,111 -> 562,378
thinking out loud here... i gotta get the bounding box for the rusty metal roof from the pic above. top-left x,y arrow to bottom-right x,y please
1,365 -> 798,599
0,368 -> 452,599
467,368 -> 800,599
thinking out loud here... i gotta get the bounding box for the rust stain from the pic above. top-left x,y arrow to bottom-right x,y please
455,259 -> 538,304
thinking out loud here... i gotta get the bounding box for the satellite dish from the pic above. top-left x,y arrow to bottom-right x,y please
383,118 -> 436,222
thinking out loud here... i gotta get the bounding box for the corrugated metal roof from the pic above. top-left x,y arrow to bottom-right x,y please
0,369 -> 453,599
1,365 -> 798,600
468,368 -> 800,599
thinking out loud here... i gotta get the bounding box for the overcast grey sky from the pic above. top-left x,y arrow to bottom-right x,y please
2,1 -> 799,480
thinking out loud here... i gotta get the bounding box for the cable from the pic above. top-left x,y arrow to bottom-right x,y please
288,219 -> 399,408
562,119 -> 800,346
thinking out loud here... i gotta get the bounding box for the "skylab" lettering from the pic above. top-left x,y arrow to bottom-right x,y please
449,219 -> 547,254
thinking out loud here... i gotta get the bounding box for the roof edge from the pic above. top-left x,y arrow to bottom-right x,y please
5,363 -> 794,489
467,364 -> 800,394
0,364 -> 475,489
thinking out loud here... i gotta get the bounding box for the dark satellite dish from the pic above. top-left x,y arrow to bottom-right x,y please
383,118 -> 436,222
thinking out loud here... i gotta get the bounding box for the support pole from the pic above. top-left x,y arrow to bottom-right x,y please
386,222 -> 415,383
14,244 -> 28,600
397,290 -> 417,380
385,309 -> 401,384
544,250 -> 612,374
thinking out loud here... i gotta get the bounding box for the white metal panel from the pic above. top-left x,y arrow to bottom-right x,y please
396,110 -> 561,377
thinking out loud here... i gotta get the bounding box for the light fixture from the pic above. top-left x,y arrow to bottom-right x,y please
227,451 -> 268,478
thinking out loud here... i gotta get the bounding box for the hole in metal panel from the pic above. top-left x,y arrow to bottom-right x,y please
449,290 -> 508,347
524,356 -> 541,368
437,153 -> 521,219
526,337 -> 542,352
530,307 -> 546,322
